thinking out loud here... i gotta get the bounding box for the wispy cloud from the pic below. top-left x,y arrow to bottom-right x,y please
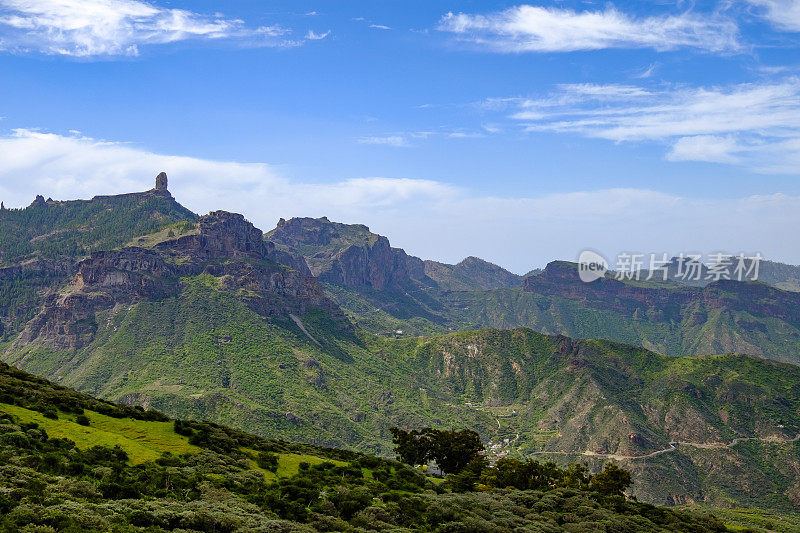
1,128 -> 799,271
0,0 -> 313,57
667,135 -> 742,164
357,135 -> 410,147
369,24 -> 391,30
634,63 -> 659,79
305,30 -> 330,40
438,5 -> 740,53
357,129 -> 489,146
746,0 -> 800,32
500,79 -> 800,173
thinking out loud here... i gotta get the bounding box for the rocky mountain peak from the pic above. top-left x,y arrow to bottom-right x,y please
268,216 -> 422,290
155,171 -> 168,191
272,217 -> 339,246
154,210 -> 269,263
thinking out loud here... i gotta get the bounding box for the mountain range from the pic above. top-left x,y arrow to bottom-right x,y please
1,175 -> 799,513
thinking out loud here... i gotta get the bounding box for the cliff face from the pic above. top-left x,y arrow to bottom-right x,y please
522,261 -> 800,324
14,211 -> 342,351
267,217 -> 424,290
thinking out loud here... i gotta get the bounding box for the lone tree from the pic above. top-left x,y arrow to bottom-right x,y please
390,427 -> 484,475
590,463 -> 632,496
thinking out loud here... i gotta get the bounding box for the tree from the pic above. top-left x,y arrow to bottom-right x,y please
590,463 -> 632,496
390,427 -> 435,466
391,427 -> 484,474
429,429 -> 484,475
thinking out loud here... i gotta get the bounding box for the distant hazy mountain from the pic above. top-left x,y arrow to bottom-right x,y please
265,218 -> 800,365
424,256 -> 522,291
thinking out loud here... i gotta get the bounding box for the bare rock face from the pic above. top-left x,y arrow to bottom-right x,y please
268,217 -> 424,290
155,172 -> 168,191
14,211 -> 342,351
523,260 -> 800,326
161,211 -> 266,260
15,249 -> 176,351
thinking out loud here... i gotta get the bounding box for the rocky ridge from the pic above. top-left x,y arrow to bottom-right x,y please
13,210 -> 342,351
268,217 -> 425,290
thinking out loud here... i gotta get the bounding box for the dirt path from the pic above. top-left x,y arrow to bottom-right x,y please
289,314 -> 322,348
528,433 -> 800,461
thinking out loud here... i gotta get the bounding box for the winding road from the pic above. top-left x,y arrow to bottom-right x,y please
527,432 -> 800,461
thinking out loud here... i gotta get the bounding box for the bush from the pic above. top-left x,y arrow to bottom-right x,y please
256,452 -> 279,472
75,415 -> 90,426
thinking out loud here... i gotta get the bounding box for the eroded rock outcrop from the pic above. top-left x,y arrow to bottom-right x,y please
14,211 -> 342,351
268,217 -> 424,290
522,261 -> 800,324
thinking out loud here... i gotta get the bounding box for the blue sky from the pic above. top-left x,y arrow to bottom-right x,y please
1,0 -> 800,272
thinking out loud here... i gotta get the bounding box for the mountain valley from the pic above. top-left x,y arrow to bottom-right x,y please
1,178 -> 799,517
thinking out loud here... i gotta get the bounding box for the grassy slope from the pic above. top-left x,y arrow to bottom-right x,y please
1,401 -> 347,483
0,360 -> 738,533
0,402 -> 199,464
6,289 -> 800,510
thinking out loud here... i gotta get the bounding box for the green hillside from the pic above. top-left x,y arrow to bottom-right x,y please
3,189 -> 800,518
0,361 -> 740,533
7,282 -> 800,510
0,183 -> 197,340
0,187 -> 196,266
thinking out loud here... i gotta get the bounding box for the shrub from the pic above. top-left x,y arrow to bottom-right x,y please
256,452 -> 279,472
75,415 -> 90,426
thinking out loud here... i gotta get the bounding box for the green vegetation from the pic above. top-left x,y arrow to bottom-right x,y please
0,364 -> 736,532
3,189 -> 800,524
391,427 -> 484,474
0,403 -> 198,464
0,189 -> 197,340
127,220 -> 199,248
7,285 -> 800,511
0,190 -> 196,266
683,506 -> 800,532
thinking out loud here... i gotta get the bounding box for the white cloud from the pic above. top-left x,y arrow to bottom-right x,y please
369,24 -> 391,30
0,0 -> 307,56
746,0 -> 800,31
503,79 -> 800,173
448,132 -> 486,139
357,135 -> 410,147
667,135 -> 742,163
438,5 -> 739,53
305,29 -> 330,40
634,63 -> 658,79
0,128 -> 799,272
0,128 -> 452,216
